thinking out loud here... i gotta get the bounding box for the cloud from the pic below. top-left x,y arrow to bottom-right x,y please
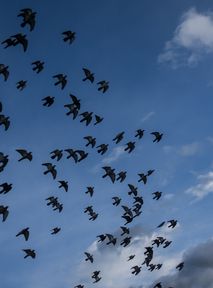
158,8 -> 213,68
185,171 -> 213,199
149,238 -> 213,288
141,112 -> 155,123
102,146 -> 126,164
76,225 -> 180,288
178,142 -> 200,156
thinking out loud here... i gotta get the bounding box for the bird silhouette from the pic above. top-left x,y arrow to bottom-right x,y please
0,153 -> 9,172
42,163 -> 57,179
102,166 -> 116,183
135,129 -> 145,139
94,115 -> 103,125
117,171 -> 127,182
16,149 -> 32,161
69,94 -> 81,110
1,37 -> 16,49
12,33 -> 28,51
51,227 -> 61,234
133,196 -> 144,205
0,64 -> 9,81
16,80 -> 27,90
84,252 -> 94,263
122,215 -> 133,225
0,115 -> 10,131
22,249 -> 36,259
32,61 -> 44,73
18,8 -> 36,31
0,183 -> 12,194
62,30 -> 76,44
85,187 -> 94,197
120,236 -> 131,247
97,80 -> 109,93
75,150 -> 88,162
50,149 -> 63,161
58,180 -> 68,192
128,184 -> 138,196
127,255 -> 135,261
168,219 -> 178,228
138,173 -> 147,184
16,227 -> 29,241
112,196 -> 121,206
151,132 -> 163,143
84,136 -> 96,148
96,234 -> 106,242
53,74 -> 67,89
176,261 -> 184,271
64,103 -> 79,119
82,68 -> 94,83
163,240 -> 172,248
113,131 -> 125,144
120,226 -> 129,236
152,191 -> 162,200
96,144 -> 108,155
124,141 -> 135,153
106,234 -> 116,245
131,265 -> 141,275
80,111 -> 93,126
64,149 -> 78,163
0,205 -> 9,222
42,96 -> 55,107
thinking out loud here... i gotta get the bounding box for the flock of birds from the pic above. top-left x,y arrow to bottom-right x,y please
0,8 -> 184,288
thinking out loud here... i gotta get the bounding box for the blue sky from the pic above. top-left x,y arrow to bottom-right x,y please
1,1 -> 213,287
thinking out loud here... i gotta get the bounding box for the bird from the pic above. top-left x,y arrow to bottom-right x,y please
18,8 -> 36,31
85,187 -> 94,197
120,226 -> 129,236
84,136 -> 96,148
75,150 -> 88,162
97,80 -> 109,93
50,149 -> 63,161
176,261 -> 184,271
46,196 -> 58,207
168,219 -> 178,228
58,180 -> 68,192
64,149 -> 78,163
0,205 -> 9,222
122,215 -> 133,225
117,171 -> 127,182
128,184 -> 138,196
148,264 -> 156,271
0,153 -> 9,172
79,111 -> 93,126
0,183 -> 12,194
127,255 -> 135,261
16,80 -> 27,90
16,149 -> 32,161
151,132 -> 163,143
53,74 -> 67,89
112,196 -> 121,206
152,191 -> 162,200
0,64 -> 9,81
94,115 -> 104,125
102,166 -> 116,183
120,236 -> 131,247
51,227 -> 61,234
156,264 -> 163,270
146,169 -> 155,176
138,173 -> 147,184
89,211 -> 98,221
22,249 -> 36,259
53,202 -> 63,213
133,196 -> 144,205
0,115 -> 10,131
131,265 -> 141,275
122,205 -> 133,217
62,30 -> 76,44
69,94 -> 81,110
96,234 -> 106,242
93,276 -> 101,283
42,163 -> 57,179
124,142 -> 135,153
135,129 -> 145,139
157,221 -> 165,228
106,234 -> 116,245
16,227 -> 29,241
31,61 -> 44,73
84,252 -> 94,263
91,271 -> 100,278
96,144 -> 108,155
113,131 -> 125,144
84,206 -> 93,214
1,37 -> 16,49
42,96 -> 55,107
64,103 -> 79,119
163,240 -> 172,248
82,68 -> 94,83
11,33 -> 28,52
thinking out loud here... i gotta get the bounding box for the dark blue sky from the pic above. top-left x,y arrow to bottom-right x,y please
1,1 -> 213,287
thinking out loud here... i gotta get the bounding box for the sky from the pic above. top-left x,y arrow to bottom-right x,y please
1,0 -> 213,287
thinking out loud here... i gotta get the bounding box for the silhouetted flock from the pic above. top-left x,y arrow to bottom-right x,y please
0,8 -> 184,288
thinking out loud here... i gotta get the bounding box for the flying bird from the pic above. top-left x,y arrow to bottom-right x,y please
31,61 -> 44,73
128,184 -> 138,196
0,205 -> 9,222
82,68 -> 94,83
151,132 -> 163,143
69,94 -> 81,110
42,163 -> 57,179
120,226 -> 129,236
64,103 -> 79,119
113,131 -> 125,144
42,96 -> 55,107
16,149 -> 32,161
62,30 -> 76,44
64,149 -> 78,163
176,262 -> 184,271
80,111 -> 93,126
131,265 -> 141,275
51,227 -> 61,234
124,142 -> 135,153
138,173 -> 147,184
75,150 -> 88,162
84,136 -> 96,148
16,80 -> 27,90
96,234 -> 106,242
96,144 -> 108,155
102,166 -> 116,183
53,74 -> 67,89
84,252 -> 94,263
135,129 -> 145,139
152,191 -> 162,200
97,80 -> 109,93
50,149 -> 63,161
85,187 -> 94,197
127,255 -> 135,261
16,227 -> 29,241
94,115 -> 103,125
120,236 -> 131,247
58,180 -> 68,192
112,196 -> 121,206
0,115 -> 10,131
12,33 -> 28,51
0,183 -> 12,194
106,234 -> 117,245
22,249 -> 36,259
0,64 -> 9,81
18,8 -> 36,31
168,219 -> 178,228
117,171 -> 127,182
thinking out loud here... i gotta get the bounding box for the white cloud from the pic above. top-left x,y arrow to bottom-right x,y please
158,8 -> 213,68
102,146 -> 126,164
185,171 -> 213,199
178,142 -> 200,156
141,112 -> 155,123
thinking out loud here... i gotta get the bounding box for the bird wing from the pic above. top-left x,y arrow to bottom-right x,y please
3,209 -> 9,221
16,149 -> 27,156
24,230 -> 29,241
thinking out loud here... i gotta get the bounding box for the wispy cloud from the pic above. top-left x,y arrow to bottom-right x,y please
178,142 -> 200,156
141,111 -> 155,123
185,171 -> 213,199
158,8 -> 213,68
102,146 -> 125,164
